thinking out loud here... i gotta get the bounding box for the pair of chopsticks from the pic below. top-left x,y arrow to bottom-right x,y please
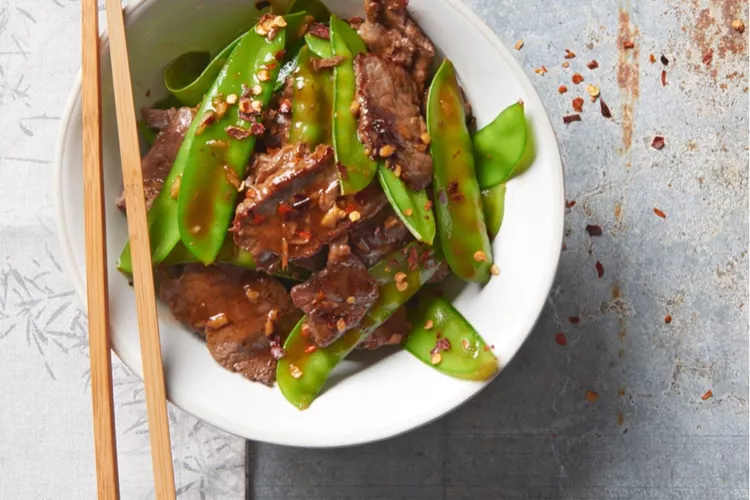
81,0 -> 176,498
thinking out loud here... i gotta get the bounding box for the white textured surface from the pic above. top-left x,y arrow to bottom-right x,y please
0,1 -> 245,499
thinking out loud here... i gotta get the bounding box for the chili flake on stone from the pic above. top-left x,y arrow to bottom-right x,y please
555,332 -> 567,346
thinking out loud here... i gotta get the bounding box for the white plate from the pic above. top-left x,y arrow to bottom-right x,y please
54,0 -> 564,447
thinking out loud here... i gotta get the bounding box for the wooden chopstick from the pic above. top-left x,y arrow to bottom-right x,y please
103,0 -> 177,497
81,1 -> 120,498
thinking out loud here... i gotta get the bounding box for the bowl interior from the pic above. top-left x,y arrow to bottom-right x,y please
56,0 -> 564,447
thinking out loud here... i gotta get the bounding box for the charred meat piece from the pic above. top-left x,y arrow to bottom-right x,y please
290,240 -> 379,348
350,206 -> 410,267
160,265 -> 301,386
260,77 -> 294,150
312,55 -> 347,72
358,0 -> 436,92
141,107 -> 178,131
117,107 -> 195,211
354,54 -> 433,190
234,144 -> 387,269
358,307 -> 409,350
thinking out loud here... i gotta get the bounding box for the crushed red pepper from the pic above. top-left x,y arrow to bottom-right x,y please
701,390 -> 713,401
651,136 -> 666,150
563,114 -> 581,124
661,70 -> 668,87
430,337 -> 451,355
600,99 -> 612,118
623,40 -> 635,49
649,53 -> 656,64
664,314 -> 672,324
596,261 -> 604,278
586,225 -> 603,237
572,97 -> 584,112
566,200 -> 577,208
660,55 -> 670,66
568,316 -> 581,325
558,85 -> 568,94
703,48 -> 714,66
572,73 -> 584,84
555,332 -> 567,346
564,49 -> 576,59
586,390 -> 599,403
653,208 -> 667,219
586,60 -> 599,70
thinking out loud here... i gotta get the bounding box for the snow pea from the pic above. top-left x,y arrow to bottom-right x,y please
427,60 -> 493,284
481,184 -> 506,240
330,15 -> 378,194
405,294 -> 498,381
164,39 -> 240,107
274,38 -> 304,93
277,242 -> 445,409
177,19 -> 289,265
378,165 -> 436,245
473,101 -> 534,189
288,45 -> 333,146
287,0 -> 330,21
305,32 -> 331,58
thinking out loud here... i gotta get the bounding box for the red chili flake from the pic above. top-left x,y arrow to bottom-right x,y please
651,136 -> 666,150
623,40 -> 635,49
226,125 -> 252,140
558,85 -> 568,94
568,316 -> 581,325
586,224 -> 603,237
572,97 -> 584,112
703,48 -> 713,66
586,60 -> 599,70
566,200 -> 577,208
336,162 -> 349,180
277,203 -> 293,216
616,413 -> 625,426
595,261 -> 604,278
279,99 -> 293,114
660,55 -> 669,66
586,390 -> 599,402
701,390 -> 713,401
564,49 -> 576,59
563,114 -> 581,124
347,16 -> 365,28
649,53 -> 656,64
661,70 -> 668,87
304,344 -> 318,354
447,180 -> 464,202
424,200 -> 433,211
250,123 -> 266,136
274,49 -> 287,61
250,213 -> 266,225
653,208 -> 667,219
572,73 -> 584,84
308,22 -> 331,39
430,337 -> 452,355
555,332 -> 567,346
664,314 -> 672,324
295,230 -> 312,243
600,99 -> 612,118
407,246 -> 419,272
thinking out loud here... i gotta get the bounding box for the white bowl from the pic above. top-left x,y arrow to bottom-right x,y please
55,0 -> 564,447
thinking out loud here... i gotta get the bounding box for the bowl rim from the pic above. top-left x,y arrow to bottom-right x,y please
54,0 -> 565,447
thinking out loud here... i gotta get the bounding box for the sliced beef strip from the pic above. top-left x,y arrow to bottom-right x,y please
141,107 -> 177,131
358,306 -> 409,350
160,265 -> 301,386
233,146 -> 388,269
259,77 -> 294,151
311,55 -> 347,72
354,54 -> 433,190
290,239 -> 380,348
358,0 -> 436,92
117,107 -> 195,211
350,205 -> 411,267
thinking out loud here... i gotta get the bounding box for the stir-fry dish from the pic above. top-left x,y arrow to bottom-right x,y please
118,0 -> 534,409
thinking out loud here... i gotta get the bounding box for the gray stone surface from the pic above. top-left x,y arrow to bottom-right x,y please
246,0 -> 749,498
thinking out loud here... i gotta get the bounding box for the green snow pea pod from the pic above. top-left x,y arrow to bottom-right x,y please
177,20 -> 289,265
481,184 -> 506,240
164,39 -> 241,107
277,242 -> 445,409
274,38 -> 304,93
405,294 -> 498,381
288,45 -> 333,146
377,165 -> 436,245
330,15 -> 378,194
427,60 -> 494,284
473,101 -> 534,189
305,32 -> 331,58
287,0 -> 330,21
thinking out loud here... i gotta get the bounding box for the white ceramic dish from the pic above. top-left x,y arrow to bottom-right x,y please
55,0 -> 564,447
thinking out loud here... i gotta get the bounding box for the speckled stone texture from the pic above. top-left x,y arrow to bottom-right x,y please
246,0 -> 749,498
